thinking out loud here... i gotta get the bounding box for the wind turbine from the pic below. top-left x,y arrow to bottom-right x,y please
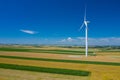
79,6 -> 89,57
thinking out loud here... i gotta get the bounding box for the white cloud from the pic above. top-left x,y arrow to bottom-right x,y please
59,37 -> 75,43
58,37 -> 120,46
85,37 -> 120,45
20,29 -> 37,34
67,37 -> 74,42
60,39 -> 66,42
1,37 -> 120,46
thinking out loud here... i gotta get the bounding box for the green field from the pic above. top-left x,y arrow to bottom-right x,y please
0,63 -> 90,76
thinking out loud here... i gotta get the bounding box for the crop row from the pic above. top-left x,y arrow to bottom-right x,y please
0,63 -> 90,76
0,55 -> 119,66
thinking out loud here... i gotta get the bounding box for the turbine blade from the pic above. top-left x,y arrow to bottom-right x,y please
84,5 -> 87,21
78,22 -> 84,31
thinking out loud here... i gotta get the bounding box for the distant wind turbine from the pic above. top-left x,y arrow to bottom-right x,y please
79,6 -> 90,57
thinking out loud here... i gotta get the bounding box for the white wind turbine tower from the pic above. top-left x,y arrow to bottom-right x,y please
79,6 -> 89,57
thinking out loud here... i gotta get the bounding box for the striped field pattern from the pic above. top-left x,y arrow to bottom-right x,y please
0,46 -> 120,80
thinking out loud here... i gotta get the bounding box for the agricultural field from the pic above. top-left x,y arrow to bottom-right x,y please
0,45 -> 120,80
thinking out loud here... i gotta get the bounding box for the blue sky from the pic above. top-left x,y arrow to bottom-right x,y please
0,0 -> 120,45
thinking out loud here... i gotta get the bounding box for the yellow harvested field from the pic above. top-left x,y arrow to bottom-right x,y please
0,68 -> 88,80
0,51 -> 120,63
0,58 -> 120,80
97,52 -> 120,56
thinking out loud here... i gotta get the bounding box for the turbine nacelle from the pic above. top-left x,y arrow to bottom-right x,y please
79,20 -> 89,31
84,20 -> 90,27
86,21 -> 90,23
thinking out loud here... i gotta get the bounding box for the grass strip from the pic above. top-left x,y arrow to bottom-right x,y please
0,63 -> 90,76
0,47 -> 93,55
0,55 -> 120,66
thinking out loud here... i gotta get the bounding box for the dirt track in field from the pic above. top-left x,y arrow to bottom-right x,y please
0,51 -> 120,63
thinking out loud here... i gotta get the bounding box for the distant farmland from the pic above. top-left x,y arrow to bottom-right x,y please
0,47 -> 93,55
